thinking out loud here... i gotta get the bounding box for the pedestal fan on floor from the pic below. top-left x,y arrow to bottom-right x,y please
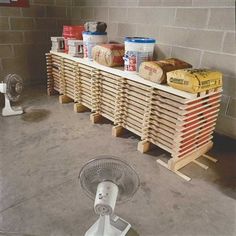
79,156 -> 140,236
0,74 -> 23,116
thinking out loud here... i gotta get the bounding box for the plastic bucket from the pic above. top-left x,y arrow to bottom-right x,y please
124,37 -> 156,72
63,25 -> 84,53
82,31 -> 108,60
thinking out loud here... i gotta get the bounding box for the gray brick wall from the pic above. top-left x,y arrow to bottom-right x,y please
0,0 -> 71,86
72,0 -> 235,138
0,0 -> 235,139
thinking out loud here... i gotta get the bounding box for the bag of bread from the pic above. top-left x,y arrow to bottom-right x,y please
92,44 -> 124,67
167,69 -> 222,93
139,58 -> 192,84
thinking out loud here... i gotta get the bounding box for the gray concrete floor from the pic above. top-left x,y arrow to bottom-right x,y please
0,86 -> 235,236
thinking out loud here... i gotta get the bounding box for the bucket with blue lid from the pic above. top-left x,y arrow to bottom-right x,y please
124,37 -> 156,72
82,31 -> 108,60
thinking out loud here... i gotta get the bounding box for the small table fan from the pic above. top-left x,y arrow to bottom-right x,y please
79,156 -> 140,236
0,74 -> 23,116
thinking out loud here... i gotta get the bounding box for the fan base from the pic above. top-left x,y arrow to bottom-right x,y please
2,94 -> 23,116
85,215 -> 131,236
2,106 -> 23,116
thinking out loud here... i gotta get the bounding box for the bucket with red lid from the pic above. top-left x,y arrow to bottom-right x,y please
63,25 -> 84,53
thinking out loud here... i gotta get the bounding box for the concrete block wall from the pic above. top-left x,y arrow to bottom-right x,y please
0,0 -> 71,86
71,0 -> 236,139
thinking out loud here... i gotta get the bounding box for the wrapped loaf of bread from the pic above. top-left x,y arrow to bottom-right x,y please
139,58 -> 192,84
92,44 -> 124,67
167,69 -> 222,93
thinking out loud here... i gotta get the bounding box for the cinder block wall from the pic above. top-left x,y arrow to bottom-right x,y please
71,0 -> 236,139
0,0 -> 71,85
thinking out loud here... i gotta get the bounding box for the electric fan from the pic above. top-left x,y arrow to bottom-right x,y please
0,74 -> 23,116
79,156 -> 140,236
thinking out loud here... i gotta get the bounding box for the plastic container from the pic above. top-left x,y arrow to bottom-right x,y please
51,37 -> 65,52
68,39 -> 83,57
124,37 -> 156,72
63,25 -> 84,53
82,31 -> 108,60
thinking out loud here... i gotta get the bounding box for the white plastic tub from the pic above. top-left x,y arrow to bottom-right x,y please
124,37 -> 156,72
82,32 -> 108,60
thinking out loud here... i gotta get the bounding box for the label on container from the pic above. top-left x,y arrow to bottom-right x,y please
83,42 -> 97,60
124,50 -> 153,72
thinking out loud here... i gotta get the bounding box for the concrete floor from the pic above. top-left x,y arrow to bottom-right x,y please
0,86 -> 235,236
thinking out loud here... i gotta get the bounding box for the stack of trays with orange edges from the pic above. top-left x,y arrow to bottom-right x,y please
142,89 -> 221,159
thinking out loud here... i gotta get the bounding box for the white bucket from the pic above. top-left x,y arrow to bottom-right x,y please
124,37 -> 156,72
82,32 -> 108,60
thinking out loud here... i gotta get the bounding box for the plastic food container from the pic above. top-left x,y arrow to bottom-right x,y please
68,39 -> 83,57
124,37 -> 156,72
51,37 -> 65,52
82,31 -> 108,60
63,25 -> 84,53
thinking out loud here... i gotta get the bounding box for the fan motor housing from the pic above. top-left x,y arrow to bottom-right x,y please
94,181 -> 118,216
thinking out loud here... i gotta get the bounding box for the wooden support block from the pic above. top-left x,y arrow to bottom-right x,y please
90,113 -> 102,124
137,140 -> 151,153
74,103 -> 89,113
59,95 -> 73,104
202,154 -> 218,163
47,88 -> 58,96
192,160 -> 209,170
112,125 -> 124,137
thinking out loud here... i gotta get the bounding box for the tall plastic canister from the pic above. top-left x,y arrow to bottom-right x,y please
124,37 -> 156,72
82,31 -> 108,60
63,25 -> 84,53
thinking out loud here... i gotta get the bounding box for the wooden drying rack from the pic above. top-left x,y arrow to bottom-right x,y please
46,52 -> 221,181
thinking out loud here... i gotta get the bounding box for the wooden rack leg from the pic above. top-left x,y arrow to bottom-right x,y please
156,159 -> 191,181
137,140 -> 151,153
192,160 -> 209,170
202,154 -> 218,163
59,95 -> 73,104
112,125 -> 124,137
90,113 -> 102,124
74,103 -> 89,113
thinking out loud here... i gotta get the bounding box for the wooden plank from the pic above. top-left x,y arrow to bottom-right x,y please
202,154 -> 218,163
156,159 -> 191,181
173,137 -> 213,158
192,160 -> 209,170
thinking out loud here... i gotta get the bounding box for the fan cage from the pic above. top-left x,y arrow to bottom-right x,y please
79,156 -> 140,204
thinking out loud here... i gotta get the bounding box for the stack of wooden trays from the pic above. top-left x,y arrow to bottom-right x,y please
75,63 -> 99,110
143,89 -> 221,161
97,71 -> 120,121
47,53 -> 61,94
116,79 -> 151,137
62,58 -> 77,101
46,53 -> 53,95
46,52 -> 222,180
